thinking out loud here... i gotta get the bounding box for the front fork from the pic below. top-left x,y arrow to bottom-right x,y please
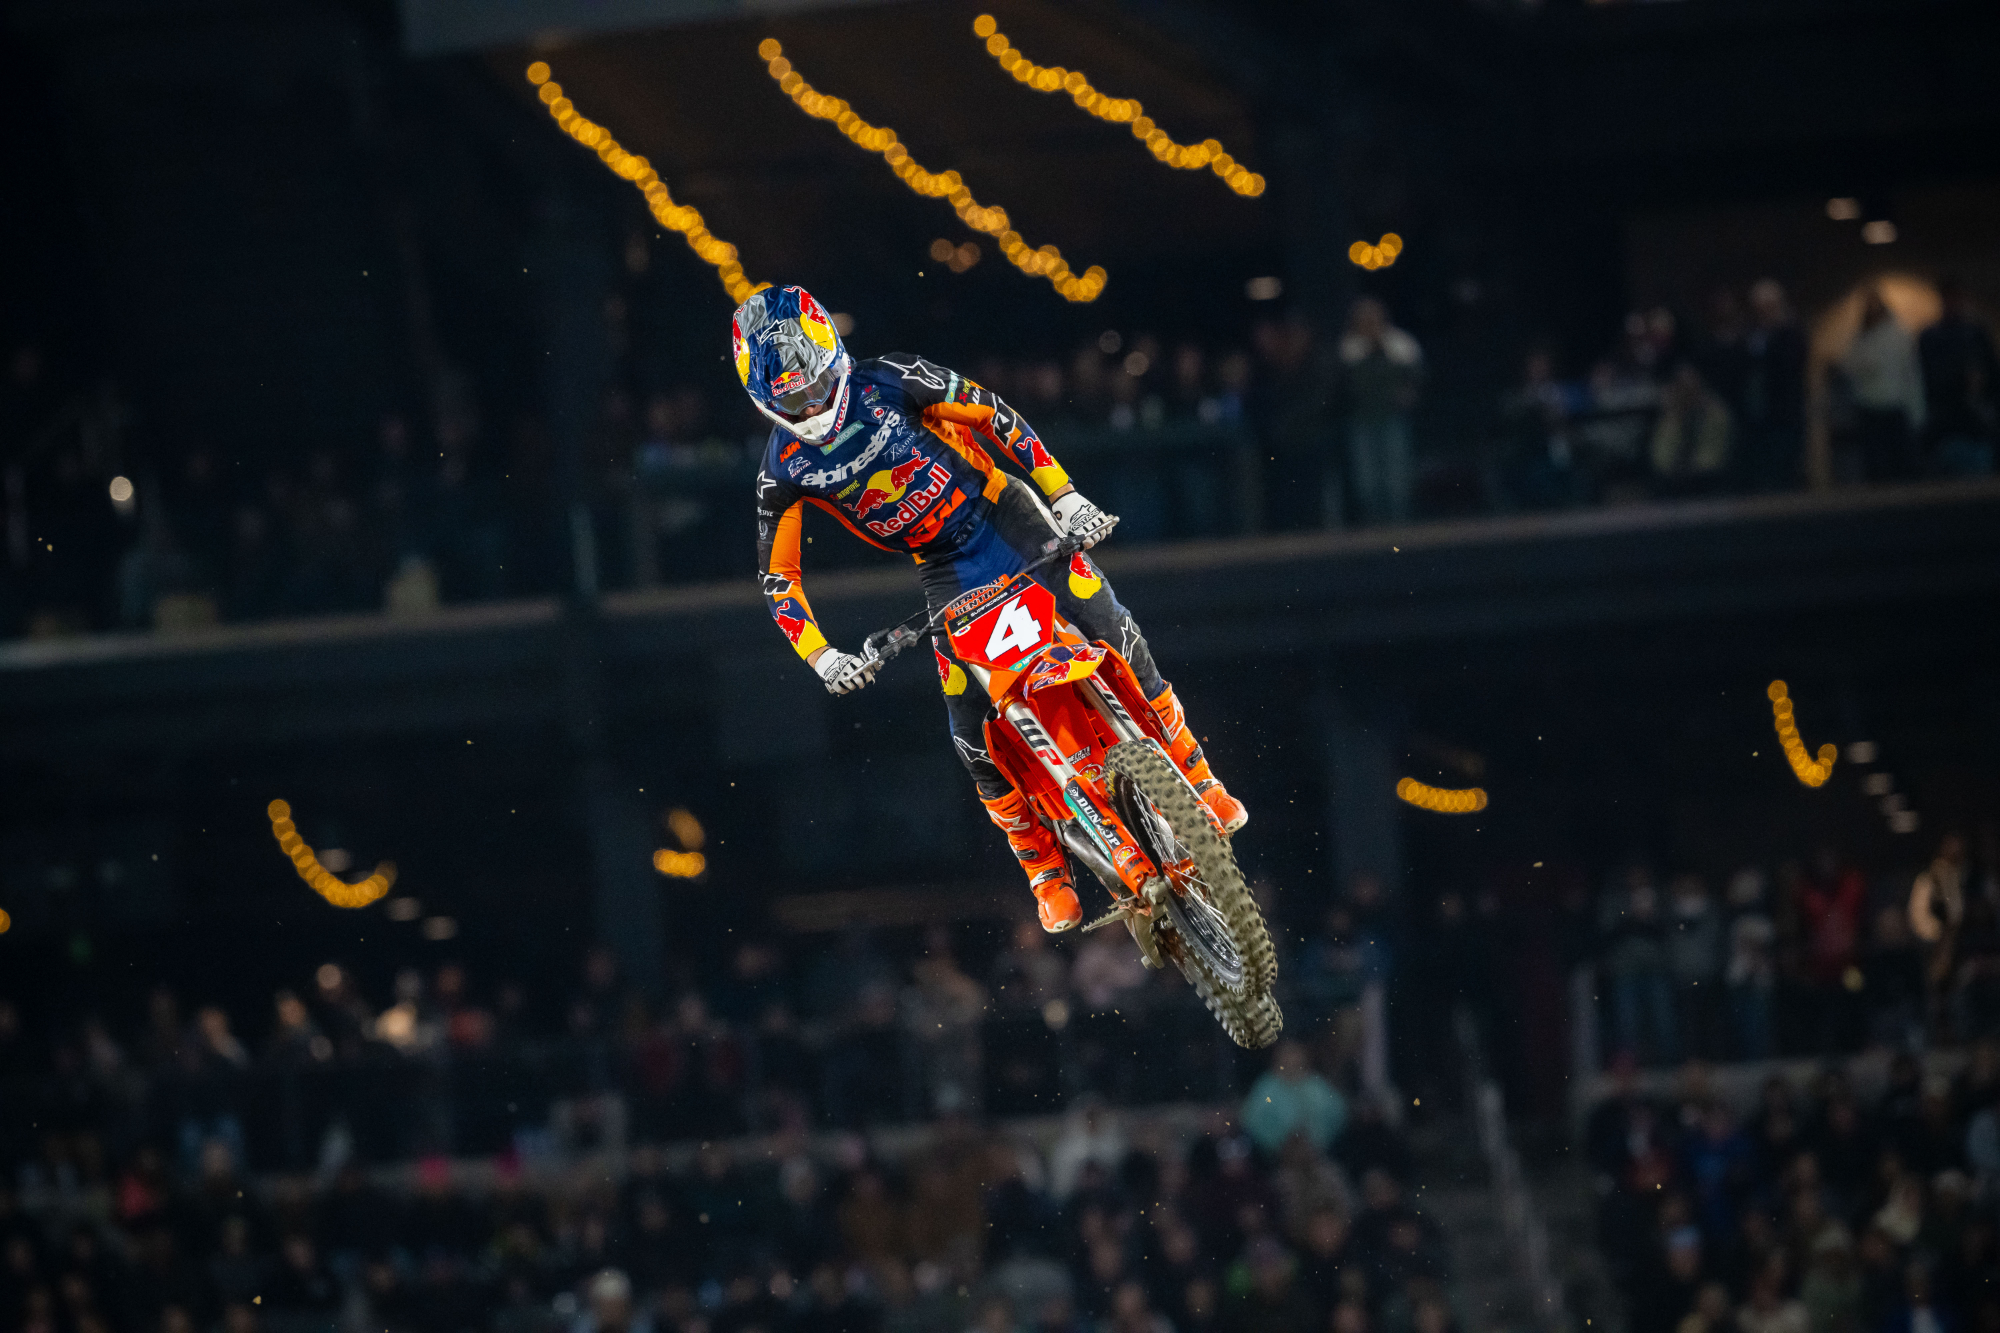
969,660 -> 1155,897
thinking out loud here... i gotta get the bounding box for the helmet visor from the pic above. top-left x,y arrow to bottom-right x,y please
771,359 -> 845,422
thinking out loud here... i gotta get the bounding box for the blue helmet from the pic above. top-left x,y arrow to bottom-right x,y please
731,285 -> 851,443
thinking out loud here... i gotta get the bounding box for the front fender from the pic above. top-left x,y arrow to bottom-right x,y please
1021,643 -> 1109,696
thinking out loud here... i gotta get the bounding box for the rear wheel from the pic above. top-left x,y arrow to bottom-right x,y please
1106,741 -> 1277,1004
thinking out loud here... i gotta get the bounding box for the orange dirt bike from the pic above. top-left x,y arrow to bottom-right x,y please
862,537 -> 1281,1048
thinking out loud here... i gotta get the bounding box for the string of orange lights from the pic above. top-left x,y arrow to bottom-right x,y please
652,807 -> 708,879
1350,233 -> 1404,271
525,61 -> 765,305
757,39 -> 1107,303
266,800 -> 397,909
1396,777 -> 1489,814
970,14 -> 1265,198
1767,681 -> 1837,787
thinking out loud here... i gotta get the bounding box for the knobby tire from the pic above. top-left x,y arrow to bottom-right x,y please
1104,740 -> 1282,1049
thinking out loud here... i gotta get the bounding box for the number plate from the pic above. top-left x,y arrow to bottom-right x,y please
947,574 -> 1057,670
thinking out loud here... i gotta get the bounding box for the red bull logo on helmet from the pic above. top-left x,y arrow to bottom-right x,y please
793,289 -> 838,353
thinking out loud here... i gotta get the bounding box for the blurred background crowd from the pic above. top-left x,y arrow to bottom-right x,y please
1587,1049 -> 2000,1333
7,816 -> 2000,1331
6,270 -> 1996,638
1,923 -> 1433,1333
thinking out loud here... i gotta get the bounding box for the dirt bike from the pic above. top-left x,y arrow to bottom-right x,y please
862,537 -> 1282,1049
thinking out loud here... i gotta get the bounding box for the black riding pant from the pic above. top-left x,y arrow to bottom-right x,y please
918,478 -> 1163,800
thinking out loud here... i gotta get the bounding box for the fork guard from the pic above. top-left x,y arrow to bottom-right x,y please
982,640 -> 1178,900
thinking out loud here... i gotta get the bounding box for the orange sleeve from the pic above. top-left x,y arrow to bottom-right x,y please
921,409 -> 1009,504
927,401 -> 1069,496
759,499 -> 829,660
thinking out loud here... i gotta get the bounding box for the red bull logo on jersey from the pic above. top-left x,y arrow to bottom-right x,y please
854,454 -> 929,515
772,597 -> 812,644
861,461 -> 952,539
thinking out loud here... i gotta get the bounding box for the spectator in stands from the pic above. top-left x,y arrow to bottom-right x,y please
1918,278 -> 1998,477
1496,348 -> 1579,510
1910,834 -> 1972,1036
1842,290 -> 1927,484
1650,364 -> 1734,493
1668,875 -> 1725,1056
1738,280 -> 1808,493
265,989 -> 327,1066
223,503 -> 285,623
1213,349 -> 1252,426
1694,287 -> 1750,427
1682,1102 -> 1753,1240
1050,1103 -> 1128,1200
573,1267 -> 650,1333
1335,1094 -> 1414,1186
1578,340 -> 1662,501
1241,1041 -> 1348,1156
1296,903 -> 1371,1076
1251,313 -> 1336,531
1221,1233 -> 1317,1333
905,927 -> 988,1115
1725,869 -> 1778,1059
1337,298 -> 1424,527
1602,864 -> 1678,1064
1738,1259 -> 1810,1333
116,517 -> 201,630
1880,1261 -> 1954,1333
1070,343 -> 1112,426
1797,849 -> 1866,1052
1634,1224 -> 1708,1333
1071,928 -> 1147,1013
991,919 -> 1069,1012
1170,342 -> 1209,419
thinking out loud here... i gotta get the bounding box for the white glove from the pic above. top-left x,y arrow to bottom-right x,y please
1051,492 -> 1119,549
814,648 -> 876,696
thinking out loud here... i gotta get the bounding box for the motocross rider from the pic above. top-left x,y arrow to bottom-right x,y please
739,285 -> 1245,932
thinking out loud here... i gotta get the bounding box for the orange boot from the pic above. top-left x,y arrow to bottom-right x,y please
982,789 -> 1081,932
1148,684 -> 1249,836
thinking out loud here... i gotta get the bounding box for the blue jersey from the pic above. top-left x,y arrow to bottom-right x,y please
753,355 -> 1070,660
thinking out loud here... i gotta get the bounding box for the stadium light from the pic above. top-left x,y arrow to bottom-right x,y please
759,39 -> 1106,303
969,14 -> 1265,197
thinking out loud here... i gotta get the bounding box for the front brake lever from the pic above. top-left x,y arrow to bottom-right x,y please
863,623 -> 919,669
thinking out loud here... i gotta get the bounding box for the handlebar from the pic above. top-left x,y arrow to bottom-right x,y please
861,535 -> 1081,672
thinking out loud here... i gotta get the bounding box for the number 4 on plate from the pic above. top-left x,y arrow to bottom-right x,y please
985,598 -> 1042,660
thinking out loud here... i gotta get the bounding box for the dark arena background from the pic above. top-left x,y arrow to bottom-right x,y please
4,1 -> 2000,1332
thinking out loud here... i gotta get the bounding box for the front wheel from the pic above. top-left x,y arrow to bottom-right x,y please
1105,741 -> 1277,1005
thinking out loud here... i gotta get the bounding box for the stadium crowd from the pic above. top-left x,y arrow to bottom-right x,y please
1579,832 -> 2000,1333
0,919 -> 1432,1333
1590,833 -> 2000,1068
0,885 -> 1399,1175
3,275 -> 1994,640
1587,1048 -> 2000,1333
0,1089 -> 1431,1333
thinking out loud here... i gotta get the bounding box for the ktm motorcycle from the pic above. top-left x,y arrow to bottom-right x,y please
863,538 -> 1281,1049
